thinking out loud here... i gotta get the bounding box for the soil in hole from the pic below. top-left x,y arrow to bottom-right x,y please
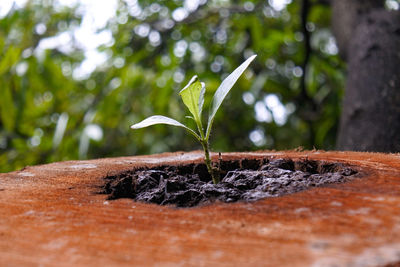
102,158 -> 358,208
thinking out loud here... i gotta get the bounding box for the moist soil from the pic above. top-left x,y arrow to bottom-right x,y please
102,158 -> 358,208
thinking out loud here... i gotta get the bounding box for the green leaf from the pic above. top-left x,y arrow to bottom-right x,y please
206,55 -> 257,139
131,115 -> 200,140
179,75 -> 204,124
0,82 -> 15,131
199,82 -> 205,115
0,47 -> 20,76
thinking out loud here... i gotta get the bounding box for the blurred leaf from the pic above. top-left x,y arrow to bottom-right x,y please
0,47 -> 20,75
0,82 -> 16,131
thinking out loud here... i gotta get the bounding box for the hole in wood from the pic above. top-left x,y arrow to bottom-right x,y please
101,158 -> 359,208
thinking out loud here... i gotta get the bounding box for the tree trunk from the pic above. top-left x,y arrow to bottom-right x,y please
332,1 -> 400,152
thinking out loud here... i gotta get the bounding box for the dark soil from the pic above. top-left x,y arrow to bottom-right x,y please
102,158 -> 358,208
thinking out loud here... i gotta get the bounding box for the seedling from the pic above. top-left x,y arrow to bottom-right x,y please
131,55 -> 257,184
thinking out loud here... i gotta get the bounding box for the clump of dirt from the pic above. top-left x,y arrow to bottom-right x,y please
102,158 -> 358,208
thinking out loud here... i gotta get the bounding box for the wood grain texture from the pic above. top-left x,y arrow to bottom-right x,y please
1,150 -> 400,266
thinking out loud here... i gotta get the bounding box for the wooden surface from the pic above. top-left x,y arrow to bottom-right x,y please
1,151 -> 400,266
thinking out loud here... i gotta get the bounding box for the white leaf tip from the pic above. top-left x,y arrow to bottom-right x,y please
180,75 -> 199,94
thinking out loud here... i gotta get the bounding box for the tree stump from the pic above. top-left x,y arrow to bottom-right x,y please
1,151 -> 400,266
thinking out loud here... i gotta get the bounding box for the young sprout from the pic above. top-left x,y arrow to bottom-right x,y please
131,55 -> 257,184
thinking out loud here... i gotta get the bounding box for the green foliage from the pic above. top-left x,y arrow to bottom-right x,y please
0,1 -> 345,173
179,76 -> 205,127
131,56 -> 256,183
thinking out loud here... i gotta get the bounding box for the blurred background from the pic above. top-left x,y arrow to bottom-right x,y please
0,0 -> 399,172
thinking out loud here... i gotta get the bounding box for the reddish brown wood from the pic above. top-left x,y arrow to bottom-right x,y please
1,151 -> 400,266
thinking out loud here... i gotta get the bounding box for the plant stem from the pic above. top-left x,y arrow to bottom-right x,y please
201,140 -> 220,184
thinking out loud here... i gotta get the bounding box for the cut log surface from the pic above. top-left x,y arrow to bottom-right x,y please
1,151 -> 400,267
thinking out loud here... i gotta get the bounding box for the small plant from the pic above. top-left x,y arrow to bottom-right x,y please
131,55 -> 257,184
